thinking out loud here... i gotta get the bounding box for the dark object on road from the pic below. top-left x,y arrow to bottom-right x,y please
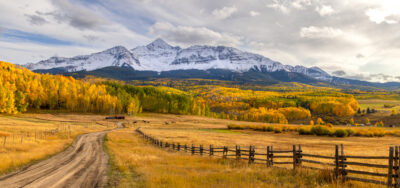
105,116 -> 125,120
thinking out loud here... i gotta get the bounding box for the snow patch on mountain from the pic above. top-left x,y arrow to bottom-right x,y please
25,46 -> 140,72
25,38 -> 332,81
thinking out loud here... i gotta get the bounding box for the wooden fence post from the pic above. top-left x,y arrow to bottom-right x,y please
388,147 -> 394,188
236,145 -> 241,160
3,136 -> 6,146
177,143 -> 180,151
184,144 -> 187,152
267,146 -> 270,167
396,146 -> 400,188
20,135 -> 23,144
247,146 -> 255,164
160,141 -> 163,147
223,146 -> 228,159
172,143 -> 175,150
340,144 -> 347,183
335,145 -> 339,180
395,146 -> 399,188
293,145 -> 297,170
210,145 -> 213,156
191,144 -> 195,155
248,146 -> 252,163
200,145 -> 203,155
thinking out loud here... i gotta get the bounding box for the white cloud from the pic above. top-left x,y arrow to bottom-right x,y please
267,0 -> 290,14
0,40 -> 98,64
300,26 -> 343,39
316,5 -> 334,16
365,0 -> 400,24
0,0 -> 148,50
300,26 -> 370,47
212,6 -> 237,19
149,22 -> 241,47
1,0 -> 400,81
291,0 -> 311,10
267,0 -> 312,14
249,11 -> 260,17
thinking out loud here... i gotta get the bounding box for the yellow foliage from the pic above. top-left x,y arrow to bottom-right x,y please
0,61 -> 123,114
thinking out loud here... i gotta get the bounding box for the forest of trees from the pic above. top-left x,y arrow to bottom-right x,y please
104,82 -> 210,116
186,86 -> 359,123
0,61 -> 360,125
0,61 -> 127,114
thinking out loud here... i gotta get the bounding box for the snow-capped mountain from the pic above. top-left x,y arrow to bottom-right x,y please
25,38 -> 332,81
25,46 -> 140,72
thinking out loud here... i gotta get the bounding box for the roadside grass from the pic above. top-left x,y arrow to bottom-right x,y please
0,114 -> 114,175
105,127 -> 380,188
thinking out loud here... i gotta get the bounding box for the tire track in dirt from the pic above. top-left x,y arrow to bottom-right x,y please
0,123 -> 124,188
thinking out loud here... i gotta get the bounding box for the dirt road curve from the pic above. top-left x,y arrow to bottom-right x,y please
0,130 -> 110,188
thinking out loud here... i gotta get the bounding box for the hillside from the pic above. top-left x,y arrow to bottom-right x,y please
0,61 -> 361,125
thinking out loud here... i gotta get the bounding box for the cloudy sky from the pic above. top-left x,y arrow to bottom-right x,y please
1,0 -> 400,82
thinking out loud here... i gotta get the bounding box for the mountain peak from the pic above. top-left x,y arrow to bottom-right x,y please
104,46 -> 129,53
146,38 -> 174,50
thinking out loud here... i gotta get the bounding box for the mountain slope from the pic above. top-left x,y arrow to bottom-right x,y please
25,46 -> 140,72
24,38 -> 400,89
25,38 -> 330,81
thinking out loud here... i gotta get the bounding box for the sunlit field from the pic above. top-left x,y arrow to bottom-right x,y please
106,127 -> 379,188
0,113 -> 115,175
104,113 -> 400,187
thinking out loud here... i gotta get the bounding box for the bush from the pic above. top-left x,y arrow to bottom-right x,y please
266,126 -> 274,132
274,127 -> 282,133
311,125 -> 332,136
298,126 -> 312,135
334,129 -> 348,137
227,124 -> 242,129
345,129 -> 355,136
369,127 -> 385,137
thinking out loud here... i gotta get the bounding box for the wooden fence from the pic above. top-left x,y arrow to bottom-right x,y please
136,128 -> 400,188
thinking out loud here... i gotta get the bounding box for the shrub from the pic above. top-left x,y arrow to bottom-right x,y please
311,125 -> 332,136
274,127 -> 282,133
384,104 -> 395,108
345,129 -> 355,136
334,129 -> 348,137
227,124 -> 242,129
298,126 -> 312,135
369,127 -> 385,137
266,126 -> 274,132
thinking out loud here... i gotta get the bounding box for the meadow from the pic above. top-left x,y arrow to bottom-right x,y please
103,113 -> 400,187
0,113 -> 115,175
106,127 -> 378,188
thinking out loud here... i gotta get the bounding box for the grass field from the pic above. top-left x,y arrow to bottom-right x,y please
103,113 -> 400,187
106,127 -> 378,188
358,99 -> 400,112
0,113 -> 115,175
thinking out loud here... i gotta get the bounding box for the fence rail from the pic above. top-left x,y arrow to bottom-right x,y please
136,128 -> 400,188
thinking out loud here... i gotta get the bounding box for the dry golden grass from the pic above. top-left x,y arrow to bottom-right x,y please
120,113 -> 400,187
0,113 -> 115,175
106,127 -> 379,188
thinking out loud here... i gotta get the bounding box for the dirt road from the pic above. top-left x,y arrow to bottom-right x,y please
0,130 -> 111,188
